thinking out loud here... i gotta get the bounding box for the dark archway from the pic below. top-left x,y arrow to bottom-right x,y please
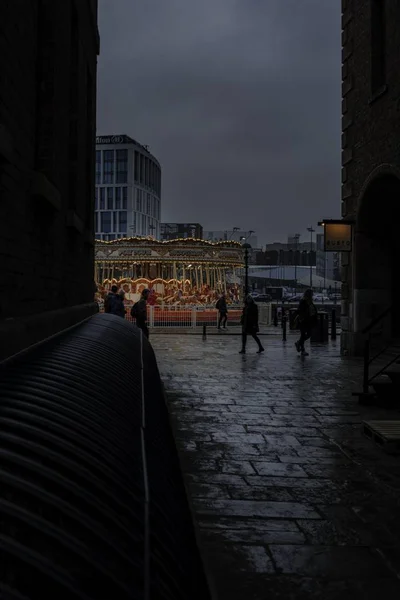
354,174 -> 400,341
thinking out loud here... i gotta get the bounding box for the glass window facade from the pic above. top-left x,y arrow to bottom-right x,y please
95,151 -> 101,184
107,187 -> 113,210
95,143 -> 161,240
101,211 -> 112,233
119,211 -> 127,233
99,187 -> 105,209
116,150 -> 128,183
103,150 -> 114,184
115,187 -> 121,209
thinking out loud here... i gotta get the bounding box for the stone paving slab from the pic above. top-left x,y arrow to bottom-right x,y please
152,334 -> 400,599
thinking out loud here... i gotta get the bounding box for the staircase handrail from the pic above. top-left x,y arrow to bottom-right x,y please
362,305 -> 393,335
361,304 -> 394,394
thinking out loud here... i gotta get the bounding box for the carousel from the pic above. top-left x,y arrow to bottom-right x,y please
94,236 -> 244,307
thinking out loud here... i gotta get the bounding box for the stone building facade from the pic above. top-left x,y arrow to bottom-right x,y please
341,0 -> 400,354
0,0 -> 100,360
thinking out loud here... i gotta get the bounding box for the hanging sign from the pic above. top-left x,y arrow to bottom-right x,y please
323,222 -> 352,252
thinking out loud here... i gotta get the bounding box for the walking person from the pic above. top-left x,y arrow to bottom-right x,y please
239,295 -> 264,354
295,289 -> 317,356
216,293 -> 228,330
104,285 -> 126,318
131,288 -> 150,339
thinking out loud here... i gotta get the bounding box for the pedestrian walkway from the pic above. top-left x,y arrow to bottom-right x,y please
152,335 -> 400,600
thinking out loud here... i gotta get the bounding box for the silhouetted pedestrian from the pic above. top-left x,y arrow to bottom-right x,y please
295,289 -> 317,356
104,285 -> 126,318
239,295 -> 264,354
216,293 -> 228,330
131,288 -> 150,339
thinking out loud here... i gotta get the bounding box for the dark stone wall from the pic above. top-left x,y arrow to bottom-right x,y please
341,0 -> 400,353
0,1 -> 100,357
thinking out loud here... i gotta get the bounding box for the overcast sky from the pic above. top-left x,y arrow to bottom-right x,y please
97,0 -> 341,246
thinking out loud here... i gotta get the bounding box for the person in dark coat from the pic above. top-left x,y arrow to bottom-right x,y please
216,293 -> 228,330
295,288 -> 317,356
239,295 -> 264,354
131,288 -> 150,339
104,285 -> 126,318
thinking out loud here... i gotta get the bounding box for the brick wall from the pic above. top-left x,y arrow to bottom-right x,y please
0,0 -> 99,357
341,0 -> 400,353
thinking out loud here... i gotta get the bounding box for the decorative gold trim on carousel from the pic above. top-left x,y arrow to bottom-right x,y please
94,237 -> 243,248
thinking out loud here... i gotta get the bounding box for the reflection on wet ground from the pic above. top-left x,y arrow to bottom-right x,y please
152,334 -> 400,599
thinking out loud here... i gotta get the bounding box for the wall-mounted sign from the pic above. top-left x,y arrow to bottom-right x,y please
118,249 -> 152,257
323,222 -> 352,252
169,249 -> 204,257
96,135 -> 125,145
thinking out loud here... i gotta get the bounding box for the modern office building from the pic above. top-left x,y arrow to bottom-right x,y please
160,223 -> 203,240
95,134 -> 161,240
0,0 -> 99,360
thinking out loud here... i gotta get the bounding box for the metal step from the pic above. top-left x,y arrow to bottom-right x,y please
362,420 -> 400,454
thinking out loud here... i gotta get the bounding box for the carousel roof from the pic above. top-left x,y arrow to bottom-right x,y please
95,236 -> 243,248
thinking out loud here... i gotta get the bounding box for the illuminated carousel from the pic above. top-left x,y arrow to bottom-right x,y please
94,237 -> 244,307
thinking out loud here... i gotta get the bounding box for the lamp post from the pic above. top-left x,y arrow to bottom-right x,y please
293,233 -> 300,292
242,243 -> 251,297
307,226 -> 315,288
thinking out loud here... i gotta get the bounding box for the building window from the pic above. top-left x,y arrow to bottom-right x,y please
133,211 -> 137,233
140,154 -> 144,185
134,151 -> 139,183
119,211 -> 127,233
108,234 -> 115,241
96,151 -> 101,184
103,150 -> 114,184
94,211 -> 98,232
94,188 -> 98,210
116,149 -> 128,183
112,211 -> 118,232
371,0 -> 386,93
100,187 -> 105,209
101,211 -> 112,233
115,187 -> 121,209
106,187 -> 113,210
122,187 -> 127,209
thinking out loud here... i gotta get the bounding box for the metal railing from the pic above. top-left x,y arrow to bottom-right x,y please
360,305 -> 400,394
99,304 -> 273,330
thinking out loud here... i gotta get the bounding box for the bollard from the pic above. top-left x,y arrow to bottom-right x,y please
331,309 -> 337,340
282,315 -> 287,342
202,324 -> 207,339
273,306 -> 278,327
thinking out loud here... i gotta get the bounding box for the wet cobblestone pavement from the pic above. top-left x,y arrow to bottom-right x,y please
152,333 -> 400,599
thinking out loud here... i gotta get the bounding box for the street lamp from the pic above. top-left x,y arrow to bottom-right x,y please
242,243 -> 251,297
307,226 -> 315,288
293,233 -> 300,291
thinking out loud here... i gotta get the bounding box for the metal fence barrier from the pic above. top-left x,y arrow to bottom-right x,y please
100,304 -> 273,330
0,314 -> 211,599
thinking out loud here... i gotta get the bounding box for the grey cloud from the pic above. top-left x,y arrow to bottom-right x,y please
97,0 -> 341,243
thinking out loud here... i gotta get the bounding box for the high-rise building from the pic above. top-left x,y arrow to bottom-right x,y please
0,0 -> 100,360
95,135 -> 161,240
341,0 -> 400,354
160,223 -> 203,241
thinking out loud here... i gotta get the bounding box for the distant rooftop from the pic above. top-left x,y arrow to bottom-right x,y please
96,134 -> 159,162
